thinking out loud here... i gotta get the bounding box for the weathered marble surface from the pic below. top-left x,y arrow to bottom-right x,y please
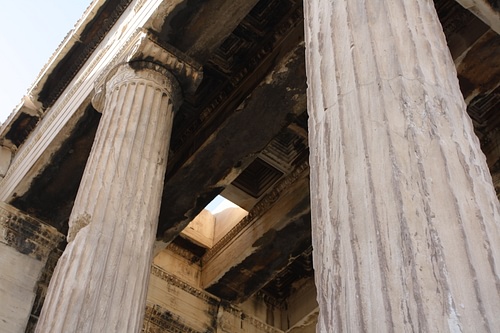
304,0 -> 500,331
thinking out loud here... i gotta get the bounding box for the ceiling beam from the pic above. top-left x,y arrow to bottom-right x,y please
455,0 -> 500,34
202,172 -> 311,303
158,44 -> 307,240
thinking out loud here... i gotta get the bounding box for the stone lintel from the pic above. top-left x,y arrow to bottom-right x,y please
0,202 -> 64,261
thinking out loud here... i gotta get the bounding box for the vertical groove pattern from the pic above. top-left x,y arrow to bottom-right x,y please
35,63 -> 178,333
304,0 -> 500,331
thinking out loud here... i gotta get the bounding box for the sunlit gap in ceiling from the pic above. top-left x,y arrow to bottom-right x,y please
179,195 -> 248,249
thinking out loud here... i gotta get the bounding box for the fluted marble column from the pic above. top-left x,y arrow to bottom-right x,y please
304,0 -> 500,332
35,61 -> 181,333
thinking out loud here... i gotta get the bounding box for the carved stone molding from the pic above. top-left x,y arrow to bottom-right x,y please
0,202 -> 64,261
148,265 -> 284,333
0,4 -> 193,203
169,0 -> 304,158
150,265 -> 217,304
143,303 -> 204,333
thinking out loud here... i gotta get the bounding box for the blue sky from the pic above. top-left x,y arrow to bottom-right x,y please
0,0 -> 91,123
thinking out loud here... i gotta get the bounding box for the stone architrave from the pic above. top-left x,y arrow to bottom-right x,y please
34,59 -> 182,333
304,0 -> 500,332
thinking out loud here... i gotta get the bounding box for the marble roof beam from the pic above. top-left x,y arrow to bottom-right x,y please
158,44 -> 307,241
157,0 -> 260,61
456,0 -> 500,33
202,171 -> 310,303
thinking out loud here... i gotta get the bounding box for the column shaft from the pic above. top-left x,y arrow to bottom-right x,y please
304,0 -> 500,331
35,62 -> 180,333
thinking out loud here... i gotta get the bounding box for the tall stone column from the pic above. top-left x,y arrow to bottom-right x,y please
304,0 -> 500,332
35,61 -> 181,333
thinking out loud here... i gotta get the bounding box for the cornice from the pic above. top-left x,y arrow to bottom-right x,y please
0,202 -> 64,261
37,0 -> 134,109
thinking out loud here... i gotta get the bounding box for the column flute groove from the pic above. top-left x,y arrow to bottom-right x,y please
363,0 -> 433,329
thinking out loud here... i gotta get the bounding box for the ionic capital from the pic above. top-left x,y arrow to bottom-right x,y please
92,61 -> 182,113
92,29 -> 202,112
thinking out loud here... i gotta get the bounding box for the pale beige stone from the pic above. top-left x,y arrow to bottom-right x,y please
239,295 -> 284,329
147,268 -> 215,333
181,209 -> 216,248
286,310 -> 318,333
304,0 -> 500,331
0,245 -> 43,333
0,202 -> 63,333
284,278 -> 317,330
153,247 -> 201,287
175,206 -> 248,250
146,265 -> 282,333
